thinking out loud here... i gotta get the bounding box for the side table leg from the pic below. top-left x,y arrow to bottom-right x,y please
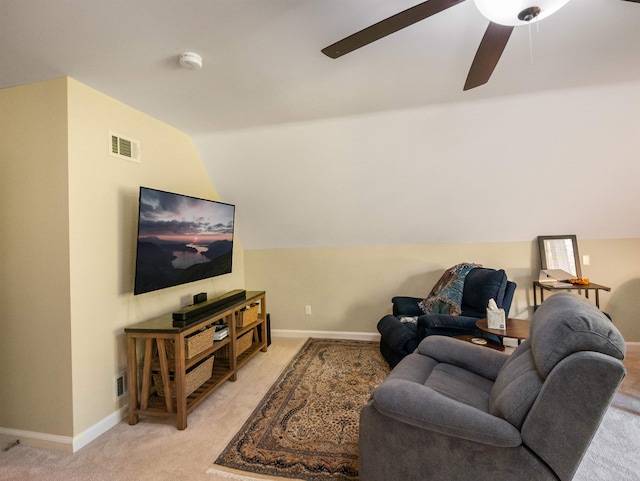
140,338 -> 153,410
174,335 -> 188,430
127,335 -> 139,425
156,339 -> 174,414
260,296 -> 268,352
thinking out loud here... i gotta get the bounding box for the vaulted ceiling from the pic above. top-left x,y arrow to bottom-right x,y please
3,0 -> 640,249
2,0 -> 640,134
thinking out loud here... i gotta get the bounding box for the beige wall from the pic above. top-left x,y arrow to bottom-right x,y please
579,238 -> 640,341
66,78 -> 244,440
0,78 -> 74,437
1,78 -> 244,449
246,238 -> 640,341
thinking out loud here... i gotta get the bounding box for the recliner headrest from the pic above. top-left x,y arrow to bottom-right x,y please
531,293 -> 625,378
460,268 -> 508,317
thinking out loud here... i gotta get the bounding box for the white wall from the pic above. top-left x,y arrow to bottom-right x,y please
195,81 -> 640,249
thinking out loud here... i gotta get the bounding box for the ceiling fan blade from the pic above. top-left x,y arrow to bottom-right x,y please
322,0 -> 466,58
464,22 -> 514,91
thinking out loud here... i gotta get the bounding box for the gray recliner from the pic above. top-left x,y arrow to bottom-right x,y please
360,293 -> 626,481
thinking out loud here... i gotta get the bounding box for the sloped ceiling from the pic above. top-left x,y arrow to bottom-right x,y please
2,0 -> 640,248
2,0 -> 640,133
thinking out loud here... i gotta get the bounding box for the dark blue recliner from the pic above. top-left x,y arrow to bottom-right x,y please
377,267 -> 517,367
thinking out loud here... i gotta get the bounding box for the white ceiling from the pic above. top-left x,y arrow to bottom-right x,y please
2,0 -> 640,134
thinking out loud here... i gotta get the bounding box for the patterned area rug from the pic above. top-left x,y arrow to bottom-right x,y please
209,338 -> 390,481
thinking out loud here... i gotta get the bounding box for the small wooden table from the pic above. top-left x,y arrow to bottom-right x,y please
532,281 -> 610,310
476,318 -> 530,344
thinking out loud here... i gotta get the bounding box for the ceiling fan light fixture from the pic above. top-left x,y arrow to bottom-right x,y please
473,0 -> 571,26
518,6 -> 541,22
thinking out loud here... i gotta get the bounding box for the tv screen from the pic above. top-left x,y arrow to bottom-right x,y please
133,187 -> 235,295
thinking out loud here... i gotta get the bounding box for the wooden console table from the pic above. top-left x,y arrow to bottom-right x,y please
532,281 -> 610,310
125,291 -> 267,430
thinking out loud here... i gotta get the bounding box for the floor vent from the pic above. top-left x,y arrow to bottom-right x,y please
110,131 -> 140,162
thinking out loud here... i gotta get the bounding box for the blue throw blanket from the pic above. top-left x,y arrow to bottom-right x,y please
419,263 -> 480,315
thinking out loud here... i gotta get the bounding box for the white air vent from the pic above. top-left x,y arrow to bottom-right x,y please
110,131 -> 141,162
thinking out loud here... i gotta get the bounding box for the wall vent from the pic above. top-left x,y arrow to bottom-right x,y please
116,370 -> 128,399
109,131 -> 140,162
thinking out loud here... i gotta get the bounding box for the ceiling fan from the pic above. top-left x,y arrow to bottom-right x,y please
322,0 -> 640,91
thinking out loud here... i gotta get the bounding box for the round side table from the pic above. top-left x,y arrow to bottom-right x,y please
475,318 -> 530,344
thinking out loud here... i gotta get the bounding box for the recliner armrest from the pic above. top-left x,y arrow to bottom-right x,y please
417,336 -> 509,381
372,378 -> 522,447
418,313 -> 480,330
377,315 -> 419,355
416,314 -> 487,344
391,296 -> 423,317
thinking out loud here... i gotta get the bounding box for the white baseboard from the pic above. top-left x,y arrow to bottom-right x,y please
0,404 -> 128,453
626,341 -> 640,351
0,427 -> 73,452
272,329 -> 380,342
72,404 -> 128,452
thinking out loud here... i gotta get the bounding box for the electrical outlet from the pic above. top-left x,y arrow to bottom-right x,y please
116,371 -> 127,398
305,305 -> 312,315
583,255 -> 591,266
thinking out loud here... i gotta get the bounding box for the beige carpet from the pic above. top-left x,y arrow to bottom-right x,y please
0,338 -> 309,481
1,338 -> 639,481
573,343 -> 640,481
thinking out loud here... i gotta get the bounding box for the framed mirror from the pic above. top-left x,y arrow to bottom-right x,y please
537,235 -> 582,279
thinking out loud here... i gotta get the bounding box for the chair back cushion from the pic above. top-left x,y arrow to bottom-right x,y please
460,268 -> 508,318
522,296 -> 626,481
530,293 -> 625,378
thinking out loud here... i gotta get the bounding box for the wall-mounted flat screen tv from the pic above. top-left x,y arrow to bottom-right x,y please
133,187 -> 235,295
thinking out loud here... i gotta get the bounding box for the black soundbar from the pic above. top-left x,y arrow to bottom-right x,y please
172,289 -> 246,326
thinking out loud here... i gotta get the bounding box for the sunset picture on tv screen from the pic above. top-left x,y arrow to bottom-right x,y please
134,187 -> 235,295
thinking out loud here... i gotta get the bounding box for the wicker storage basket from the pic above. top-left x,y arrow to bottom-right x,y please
236,303 -> 259,327
218,331 -> 253,359
164,324 -> 215,360
154,356 -> 214,399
